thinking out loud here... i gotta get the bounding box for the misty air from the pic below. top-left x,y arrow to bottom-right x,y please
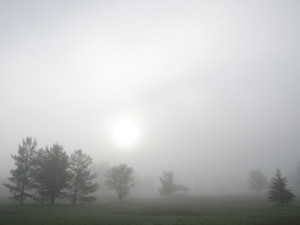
0,1 -> 300,225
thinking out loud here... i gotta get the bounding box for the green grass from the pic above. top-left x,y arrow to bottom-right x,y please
0,195 -> 299,225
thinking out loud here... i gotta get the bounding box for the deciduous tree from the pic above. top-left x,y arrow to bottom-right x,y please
159,170 -> 176,197
105,163 -> 135,201
248,169 -> 268,194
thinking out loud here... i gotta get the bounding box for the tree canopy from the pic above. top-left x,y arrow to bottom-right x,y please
4,138 -> 99,206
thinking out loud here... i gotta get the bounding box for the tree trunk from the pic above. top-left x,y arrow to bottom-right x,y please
20,178 -> 25,205
117,190 -> 122,202
40,185 -> 44,205
73,182 -> 78,205
50,194 -> 55,205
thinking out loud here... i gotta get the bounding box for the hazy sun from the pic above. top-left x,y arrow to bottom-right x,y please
111,119 -> 139,148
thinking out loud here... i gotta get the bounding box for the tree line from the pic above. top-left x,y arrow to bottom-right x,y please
3,137 -> 297,207
159,169 -> 296,206
4,137 -> 135,205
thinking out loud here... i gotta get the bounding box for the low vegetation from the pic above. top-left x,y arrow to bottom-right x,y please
0,195 -> 299,225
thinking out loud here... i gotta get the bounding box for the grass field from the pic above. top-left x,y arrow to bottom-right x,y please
0,195 -> 299,225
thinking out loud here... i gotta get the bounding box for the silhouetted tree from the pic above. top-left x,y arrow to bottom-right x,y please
69,150 -> 98,204
159,170 -> 176,197
248,169 -> 268,194
33,144 -> 70,205
268,168 -> 295,206
31,148 -> 51,204
105,163 -> 135,201
3,137 -> 37,205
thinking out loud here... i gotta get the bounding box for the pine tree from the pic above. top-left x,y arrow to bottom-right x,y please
268,168 -> 295,206
69,150 -> 98,204
32,144 -> 70,205
31,148 -> 50,205
3,137 -> 37,205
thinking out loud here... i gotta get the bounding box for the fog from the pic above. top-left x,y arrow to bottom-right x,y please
1,0 -> 300,196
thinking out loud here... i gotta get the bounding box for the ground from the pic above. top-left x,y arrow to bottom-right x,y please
0,195 -> 299,225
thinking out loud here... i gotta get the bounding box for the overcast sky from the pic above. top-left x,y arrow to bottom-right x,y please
1,0 -> 300,193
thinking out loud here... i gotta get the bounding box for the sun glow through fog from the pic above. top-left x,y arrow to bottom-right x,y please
111,119 -> 139,149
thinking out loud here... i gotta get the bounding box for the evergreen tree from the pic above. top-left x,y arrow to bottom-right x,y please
32,144 -> 70,205
105,163 -> 135,201
69,150 -> 98,204
268,168 -> 295,206
31,148 -> 50,205
159,170 -> 176,197
3,137 -> 37,205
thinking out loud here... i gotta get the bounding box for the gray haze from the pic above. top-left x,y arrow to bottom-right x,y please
1,0 -> 300,195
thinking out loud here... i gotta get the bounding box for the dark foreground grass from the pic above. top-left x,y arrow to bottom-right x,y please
0,195 -> 300,225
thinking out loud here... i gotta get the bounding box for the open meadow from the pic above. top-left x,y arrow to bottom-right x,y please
0,195 -> 299,225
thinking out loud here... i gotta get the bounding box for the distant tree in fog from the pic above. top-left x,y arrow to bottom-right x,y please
159,171 -> 176,197
68,150 -> 98,204
175,184 -> 191,195
92,161 -> 111,195
248,169 -> 268,194
3,137 -> 37,205
268,168 -> 295,206
105,163 -> 135,201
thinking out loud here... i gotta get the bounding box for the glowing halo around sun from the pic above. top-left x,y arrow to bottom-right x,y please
111,119 -> 139,149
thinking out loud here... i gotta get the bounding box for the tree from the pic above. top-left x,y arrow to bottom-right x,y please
3,137 -> 37,205
105,163 -> 135,201
248,169 -> 268,194
159,170 -> 176,197
33,144 -> 70,205
30,148 -> 51,205
268,168 -> 295,206
175,184 -> 191,195
69,150 -> 98,204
